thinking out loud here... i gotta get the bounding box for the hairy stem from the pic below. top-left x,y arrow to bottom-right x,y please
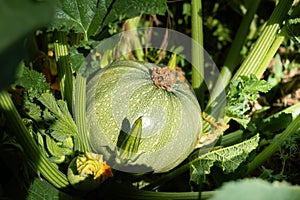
232,0 -> 293,81
53,31 -> 74,111
73,74 -> 90,152
191,0 -> 204,106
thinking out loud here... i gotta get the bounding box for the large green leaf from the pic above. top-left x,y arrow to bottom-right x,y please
255,112 -> 293,135
26,178 -> 75,200
190,134 -> 259,184
50,0 -> 166,38
0,0 -> 55,89
0,0 -> 54,53
209,179 -> 300,200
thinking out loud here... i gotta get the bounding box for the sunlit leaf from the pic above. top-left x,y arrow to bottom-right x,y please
46,135 -> 73,163
190,134 -> 260,184
38,93 -> 77,142
226,74 -> 272,127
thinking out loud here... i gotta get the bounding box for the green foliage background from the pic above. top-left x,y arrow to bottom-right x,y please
1,0 -> 300,199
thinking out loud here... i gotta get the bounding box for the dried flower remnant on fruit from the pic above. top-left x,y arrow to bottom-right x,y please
151,66 -> 186,92
76,152 -> 113,183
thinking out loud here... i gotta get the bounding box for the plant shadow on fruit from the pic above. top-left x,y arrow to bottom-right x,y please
103,117 -> 153,173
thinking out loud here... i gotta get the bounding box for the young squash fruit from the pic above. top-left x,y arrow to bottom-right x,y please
85,60 -> 202,173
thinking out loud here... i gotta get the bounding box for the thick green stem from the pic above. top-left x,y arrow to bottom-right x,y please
208,1 -> 261,106
71,28 -> 91,152
73,74 -> 90,152
101,183 -> 214,199
232,0 -> 293,81
255,27 -> 286,78
191,0 -> 204,106
246,113 -> 300,175
0,90 -> 72,192
53,31 -> 74,111
53,31 -> 89,153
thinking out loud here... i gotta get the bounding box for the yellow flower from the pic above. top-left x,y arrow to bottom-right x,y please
76,152 -> 113,183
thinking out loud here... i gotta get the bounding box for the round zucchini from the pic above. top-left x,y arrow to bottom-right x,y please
85,60 -> 202,173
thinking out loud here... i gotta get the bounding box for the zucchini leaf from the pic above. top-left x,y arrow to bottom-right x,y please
14,63 -> 50,121
50,0 -> 166,38
26,178 -> 75,200
210,178 -> 300,200
0,0 -> 55,89
255,112 -> 293,135
38,93 -> 77,142
0,0 -> 54,54
190,134 -> 259,184
15,64 -> 50,100
69,45 -> 86,72
226,74 -> 272,127
46,135 -> 73,164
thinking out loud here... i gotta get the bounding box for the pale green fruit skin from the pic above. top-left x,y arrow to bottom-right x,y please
85,60 -> 202,173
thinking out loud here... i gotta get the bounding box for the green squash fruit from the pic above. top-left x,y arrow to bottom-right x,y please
86,60 -> 202,173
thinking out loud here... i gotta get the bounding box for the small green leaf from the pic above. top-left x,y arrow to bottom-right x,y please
167,54 -> 177,70
15,64 -> 50,100
267,54 -> 284,87
46,135 -> 73,163
190,134 -> 260,184
23,101 -> 43,122
226,74 -> 272,127
38,93 -> 78,142
13,64 -> 50,121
